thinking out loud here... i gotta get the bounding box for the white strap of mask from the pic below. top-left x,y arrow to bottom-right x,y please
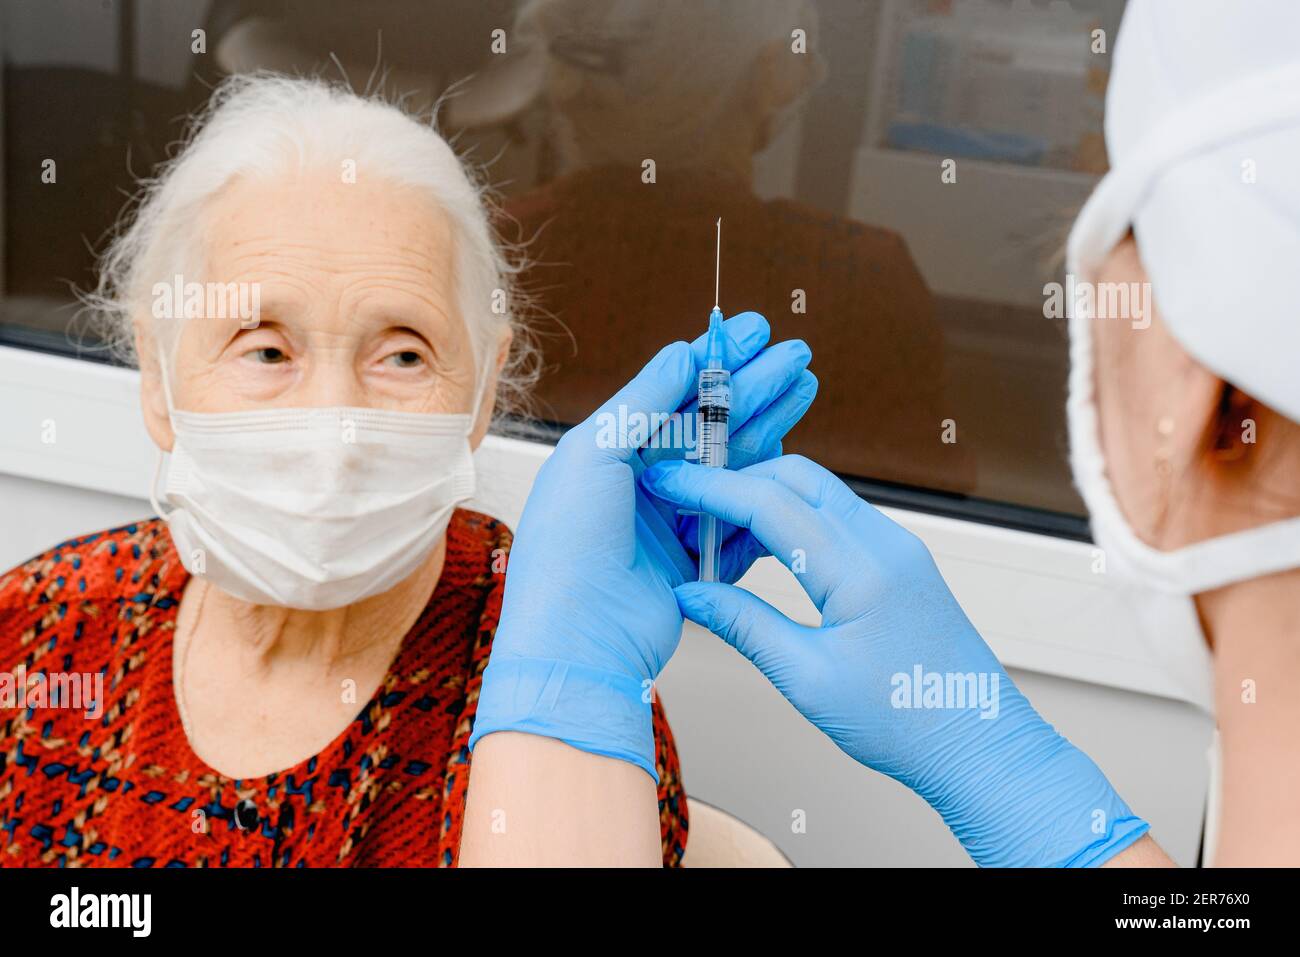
466,345 -> 498,435
149,449 -> 174,521
151,339 -> 179,521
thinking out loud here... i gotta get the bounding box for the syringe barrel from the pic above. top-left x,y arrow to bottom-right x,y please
695,366 -> 730,582
696,367 -> 731,469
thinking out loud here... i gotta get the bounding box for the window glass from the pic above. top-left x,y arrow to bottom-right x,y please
1,0 -> 1130,522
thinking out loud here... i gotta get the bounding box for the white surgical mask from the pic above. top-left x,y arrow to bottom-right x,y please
150,352 -> 484,610
1067,311 -> 1300,597
1068,294 -> 1300,711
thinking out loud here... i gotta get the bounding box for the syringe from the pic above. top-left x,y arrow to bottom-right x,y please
697,218 -> 731,582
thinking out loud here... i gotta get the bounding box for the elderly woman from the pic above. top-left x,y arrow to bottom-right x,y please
0,75 -> 813,868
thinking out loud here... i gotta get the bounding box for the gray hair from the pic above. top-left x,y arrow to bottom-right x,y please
84,72 -> 536,416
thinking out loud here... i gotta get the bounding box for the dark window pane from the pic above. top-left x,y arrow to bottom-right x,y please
2,0 -> 1130,520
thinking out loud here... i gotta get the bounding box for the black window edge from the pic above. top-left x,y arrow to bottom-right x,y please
0,326 -> 121,366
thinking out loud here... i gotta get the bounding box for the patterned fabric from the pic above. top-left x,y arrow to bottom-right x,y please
0,511 -> 688,867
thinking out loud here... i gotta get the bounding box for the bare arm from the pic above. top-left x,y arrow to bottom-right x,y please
1202,574 -> 1300,866
458,732 -> 662,867
1102,834 -> 1177,867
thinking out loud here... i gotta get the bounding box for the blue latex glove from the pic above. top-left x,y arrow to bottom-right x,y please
639,312 -> 816,583
640,454 -> 1150,866
468,318 -> 817,779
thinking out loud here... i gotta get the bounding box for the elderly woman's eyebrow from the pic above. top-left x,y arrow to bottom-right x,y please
214,316 -> 289,355
353,290 -> 460,334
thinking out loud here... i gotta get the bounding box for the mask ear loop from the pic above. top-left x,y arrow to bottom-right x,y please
466,344 -> 498,437
149,451 -> 173,520
150,340 -> 179,521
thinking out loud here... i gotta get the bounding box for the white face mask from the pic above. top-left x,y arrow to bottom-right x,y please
151,355 -> 483,611
1067,306 -> 1300,598
1066,310 -> 1210,711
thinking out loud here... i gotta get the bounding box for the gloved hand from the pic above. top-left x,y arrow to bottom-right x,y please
469,317 -> 816,780
639,312 -> 816,583
641,454 -> 1150,867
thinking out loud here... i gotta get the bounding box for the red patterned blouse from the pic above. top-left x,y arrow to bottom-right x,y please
0,510 -> 688,867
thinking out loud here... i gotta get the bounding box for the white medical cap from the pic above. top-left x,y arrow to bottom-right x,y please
1067,0 -> 1300,424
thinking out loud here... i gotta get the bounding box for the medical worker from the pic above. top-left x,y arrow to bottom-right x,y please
460,0 -> 1300,867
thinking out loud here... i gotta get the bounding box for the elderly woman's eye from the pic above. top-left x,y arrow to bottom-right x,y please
251,347 -> 289,364
387,350 -> 425,368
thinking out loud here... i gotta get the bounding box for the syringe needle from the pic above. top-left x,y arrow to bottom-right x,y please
714,217 -> 721,309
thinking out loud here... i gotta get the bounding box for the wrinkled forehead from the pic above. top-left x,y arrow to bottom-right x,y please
201,173 -> 460,320
151,171 -> 474,366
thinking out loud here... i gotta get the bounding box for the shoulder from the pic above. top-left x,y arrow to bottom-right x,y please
441,508 -> 512,611
446,508 -> 513,565
419,508 -> 513,724
0,518 -> 185,666
410,509 -> 513,664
